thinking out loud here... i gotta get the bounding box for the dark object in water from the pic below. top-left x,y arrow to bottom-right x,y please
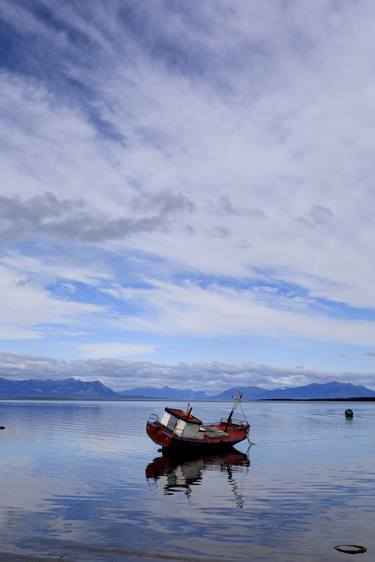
334,544 -> 367,554
345,409 -> 354,418
0,426 -> 5,430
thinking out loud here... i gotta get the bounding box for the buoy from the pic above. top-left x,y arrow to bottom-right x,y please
334,544 -> 367,554
345,409 -> 353,418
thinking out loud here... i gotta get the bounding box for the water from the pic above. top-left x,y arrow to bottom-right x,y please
0,400 -> 374,562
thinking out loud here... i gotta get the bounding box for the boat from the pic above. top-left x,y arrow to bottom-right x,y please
146,392 -> 250,452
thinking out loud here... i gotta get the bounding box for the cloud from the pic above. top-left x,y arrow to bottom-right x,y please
2,253 -> 111,286
214,196 -> 266,219
1,1 -> 375,369
77,342 -> 156,359
106,279 -> 375,347
0,264 -> 103,340
309,205 -> 334,226
132,189 -> 195,215
0,191 -> 82,221
0,351 -> 374,392
0,190 -> 195,244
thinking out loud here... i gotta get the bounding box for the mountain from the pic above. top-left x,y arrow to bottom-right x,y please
118,386 -> 209,400
0,378 -> 374,400
119,381 -> 375,400
215,381 -> 375,400
0,377 -> 116,399
214,386 -> 267,400
265,381 -> 375,399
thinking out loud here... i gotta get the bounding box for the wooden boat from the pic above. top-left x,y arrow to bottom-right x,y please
146,393 -> 249,452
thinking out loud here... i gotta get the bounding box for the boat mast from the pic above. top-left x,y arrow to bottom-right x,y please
225,392 -> 243,429
185,403 -> 193,417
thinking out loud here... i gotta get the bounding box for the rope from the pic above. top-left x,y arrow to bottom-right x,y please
239,401 -> 249,424
239,402 -> 256,445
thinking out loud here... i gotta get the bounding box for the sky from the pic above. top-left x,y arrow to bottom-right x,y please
1,0 -> 375,391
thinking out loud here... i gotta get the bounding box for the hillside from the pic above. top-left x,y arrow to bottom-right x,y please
0,377 -> 116,399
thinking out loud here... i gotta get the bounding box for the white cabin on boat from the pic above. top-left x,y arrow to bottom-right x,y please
160,407 -> 205,439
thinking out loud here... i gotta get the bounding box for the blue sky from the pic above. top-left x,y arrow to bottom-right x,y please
1,0 -> 375,391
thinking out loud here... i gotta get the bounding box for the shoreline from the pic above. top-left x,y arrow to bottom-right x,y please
0,396 -> 374,402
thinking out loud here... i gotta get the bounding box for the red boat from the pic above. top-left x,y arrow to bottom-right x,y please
146,393 -> 250,452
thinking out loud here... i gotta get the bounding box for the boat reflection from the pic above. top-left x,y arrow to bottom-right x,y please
145,448 -> 250,506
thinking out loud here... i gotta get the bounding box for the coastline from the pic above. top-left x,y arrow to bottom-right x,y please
0,396 -> 374,402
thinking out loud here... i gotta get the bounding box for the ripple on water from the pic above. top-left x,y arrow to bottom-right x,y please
0,400 -> 374,562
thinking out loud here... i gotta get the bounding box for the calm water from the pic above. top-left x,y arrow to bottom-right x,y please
0,400 -> 374,562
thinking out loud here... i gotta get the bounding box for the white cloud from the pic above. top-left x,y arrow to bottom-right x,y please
77,342 -> 156,359
0,264 -> 103,340
2,253 -> 111,286
0,327 -> 42,340
1,1 -> 375,365
107,279 -> 375,347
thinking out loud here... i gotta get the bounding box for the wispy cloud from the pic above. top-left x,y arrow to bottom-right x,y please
2,253 -> 111,286
1,1 -> 375,385
77,342 -> 156,360
0,264 -> 103,341
106,279 -> 375,347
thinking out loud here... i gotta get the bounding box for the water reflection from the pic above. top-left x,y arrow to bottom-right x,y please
1,401 -> 375,562
146,448 -> 250,506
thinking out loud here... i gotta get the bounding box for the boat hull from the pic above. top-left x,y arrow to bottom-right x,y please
146,420 -> 249,451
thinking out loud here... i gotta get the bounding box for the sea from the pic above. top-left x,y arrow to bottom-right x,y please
0,399 -> 373,562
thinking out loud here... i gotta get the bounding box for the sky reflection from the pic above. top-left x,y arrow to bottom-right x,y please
0,400 -> 374,561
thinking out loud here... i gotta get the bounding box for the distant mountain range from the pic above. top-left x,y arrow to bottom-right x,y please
213,381 -> 375,400
119,381 -> 375,400
117,386 -> 208,400
0,377 -> 374,400
0,377 -> 116,399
